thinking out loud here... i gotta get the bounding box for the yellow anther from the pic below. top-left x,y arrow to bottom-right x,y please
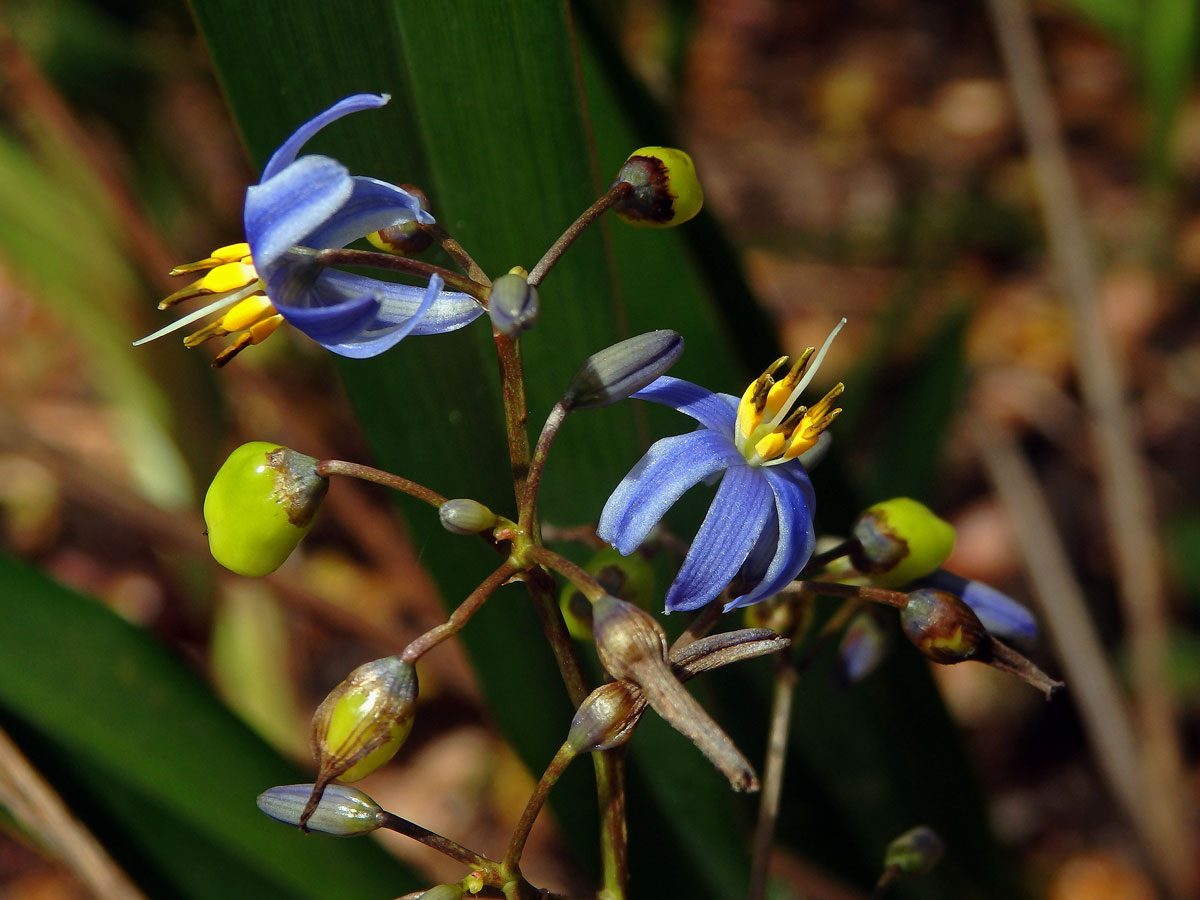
220,294 -> 276,332
507,264 -> 529,278
247,313 -> 284,344
199,259 -> 259,294
168,242 -> 251,276
753,431 -> 787,461
183,319 -> 229,348
735,357 -> 787,440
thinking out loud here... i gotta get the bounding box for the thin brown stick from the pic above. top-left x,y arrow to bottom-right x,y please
748,653 -> 799,900
0,726 -> 149,900
317,458 -> 447,508
984,1 -> 1192,892
528,182 -> 632,286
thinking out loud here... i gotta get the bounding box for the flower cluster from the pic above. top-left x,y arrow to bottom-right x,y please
149,93 -> 1059,900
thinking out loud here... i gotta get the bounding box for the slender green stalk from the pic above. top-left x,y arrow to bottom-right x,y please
401,561 -> 517,663
597,751 -> 629,900
313,247 -> 487,300
317,459 -> 447,508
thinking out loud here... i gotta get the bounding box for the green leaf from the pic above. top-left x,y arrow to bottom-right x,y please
0,554 -> 416,900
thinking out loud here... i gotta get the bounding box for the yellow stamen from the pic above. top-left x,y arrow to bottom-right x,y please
736,356 -> 786,440
763,348 -> 814,419
212,314 -> 283,367
168,242 -> 252,276
220,294 -> 276,332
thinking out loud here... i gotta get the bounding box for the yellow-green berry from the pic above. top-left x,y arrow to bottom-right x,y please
613,147 -> 703,228
203,442 -> 327,577
849,497 -> 955,588
883,825 -> 945,878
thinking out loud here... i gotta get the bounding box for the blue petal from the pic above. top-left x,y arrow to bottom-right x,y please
665,464 -> 774,612
598,429 -> 743,555
302,176 -> 429,250
917,570 -> 1038,644
631,377 -> 738,436
289,268 -> 480,335
724,464 -> 816,610
310,273 -> 446,358
261,93 -> 389,182
245,156 -> 352,270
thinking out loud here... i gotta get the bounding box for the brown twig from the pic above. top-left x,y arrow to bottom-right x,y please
984,1 -> 1192,892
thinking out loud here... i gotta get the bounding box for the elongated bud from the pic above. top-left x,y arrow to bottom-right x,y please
835,610 -> 890,686
203,442 -> 328,576
560,547 -> 657,640
900,588 -> 988,664
566,681 -> 648,753
850,498 -> 955,588
883,825 -> 945,878
367,185 -> 435,256
613,147 -> 703,228
257,783 -> 385,836
564,331 -> 683,410
915,570 -> 1037,644
489,270 -> 539,336
438,499 -> 498,535
311,656 -> 418,784
592,596 -> 759,791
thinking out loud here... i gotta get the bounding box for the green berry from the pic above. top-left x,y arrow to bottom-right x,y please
203,442 -> 327,576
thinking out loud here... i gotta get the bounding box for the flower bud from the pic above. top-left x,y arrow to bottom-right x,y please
566,680 -> 648,753
488,270 -> 539,336
366,185 -> 435,256
883,825 -> 945,878
559,547 -> 656,640
438,498 -> 499,535
592,596 -> 758,791
592,595 -> 669,681
311,655 -> 418,784
900,588 -> 989,664
834,610 -> 890,686
564,331 -> 683,410
849,498 -> 955,588
915,570 -> 1037,644
612,147 -> 703,228
203,442 -> 328,577
256,783 -> 385,836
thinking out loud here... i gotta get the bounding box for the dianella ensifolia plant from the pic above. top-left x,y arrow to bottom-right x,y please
140,94 -> 1062,900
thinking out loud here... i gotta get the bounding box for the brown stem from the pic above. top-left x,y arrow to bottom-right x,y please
503,742 -> 578,872
380,811 -> 496,873
426,222 -> 490,286
800,538 -> 858,576
494,333 -> 533,508
519,401 -> 570,533
313,248 -> 487,301
748,652 -> 799,900
528,182 -> 633,286
317,459 -> 447,509
401,561 -> 517,663
527,546 -> 607,602
789,580 -> 909,610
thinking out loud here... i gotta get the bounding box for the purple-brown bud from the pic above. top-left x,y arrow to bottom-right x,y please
900,588 -> 988,664
564,331 -> 683,410
566,681 -> 648,753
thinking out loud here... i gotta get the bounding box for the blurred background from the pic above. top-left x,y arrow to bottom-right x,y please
0,1 -> 1197,899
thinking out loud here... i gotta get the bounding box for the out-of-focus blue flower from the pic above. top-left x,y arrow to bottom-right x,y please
598,323 -> 845,613
912,569 -> 1037,644
137,93 -> 482,363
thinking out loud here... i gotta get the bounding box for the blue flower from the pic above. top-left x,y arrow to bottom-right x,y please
137,94 -> 482,363
598,323 -> 845,613
911,569 -> 1038,645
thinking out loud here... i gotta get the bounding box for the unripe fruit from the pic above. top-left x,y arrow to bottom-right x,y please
203,442 -> 327,576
